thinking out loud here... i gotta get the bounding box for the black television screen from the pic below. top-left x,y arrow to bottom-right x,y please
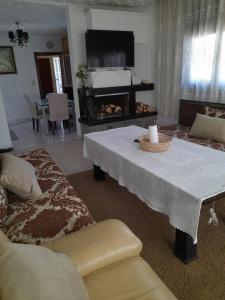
85,30 -> 134,68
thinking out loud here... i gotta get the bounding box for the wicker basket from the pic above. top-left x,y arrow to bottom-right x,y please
139,133 -> 172,153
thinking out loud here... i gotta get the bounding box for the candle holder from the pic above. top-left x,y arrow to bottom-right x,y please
139,133 -> 172,153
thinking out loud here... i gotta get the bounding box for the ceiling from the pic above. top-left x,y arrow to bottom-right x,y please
0,1 -> 67,34
0,0 -> 155,35
61,0 -> 154,5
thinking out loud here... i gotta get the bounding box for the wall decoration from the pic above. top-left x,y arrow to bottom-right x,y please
46,41 -> 54,49
0,46 -> 17,74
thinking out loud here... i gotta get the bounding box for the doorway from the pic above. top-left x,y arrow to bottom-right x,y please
34,52 -> 63,99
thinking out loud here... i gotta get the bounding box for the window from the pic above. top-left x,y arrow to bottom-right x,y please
190,33 -> 225,85
53,56 -> 63,93
219,36 -> 225,83
190,34 -> 216,82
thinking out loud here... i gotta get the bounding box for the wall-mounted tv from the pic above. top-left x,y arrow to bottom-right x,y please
85,30 -> 134,69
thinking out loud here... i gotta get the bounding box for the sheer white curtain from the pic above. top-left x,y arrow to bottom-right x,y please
157,0 -> 225,121
157,0 -> 186,119
182,0 -> 225,102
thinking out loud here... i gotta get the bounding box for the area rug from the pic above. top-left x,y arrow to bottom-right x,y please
67,171 -> 225,300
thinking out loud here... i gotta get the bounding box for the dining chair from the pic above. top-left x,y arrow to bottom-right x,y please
47,93 -> 70,135
24,94 -> 43,132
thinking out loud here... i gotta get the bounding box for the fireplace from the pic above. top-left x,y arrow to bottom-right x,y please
78,83 -> 156,125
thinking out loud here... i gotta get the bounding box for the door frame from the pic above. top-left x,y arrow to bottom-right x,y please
34,52 -> 63,99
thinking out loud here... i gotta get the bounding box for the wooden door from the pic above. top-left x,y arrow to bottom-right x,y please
36,58 -> 53,98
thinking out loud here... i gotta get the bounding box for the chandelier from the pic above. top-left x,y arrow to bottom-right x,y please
8,22 -> 29,47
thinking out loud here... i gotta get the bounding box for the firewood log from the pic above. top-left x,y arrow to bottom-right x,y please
115,106 -> 122,113
106,107 -> 112,114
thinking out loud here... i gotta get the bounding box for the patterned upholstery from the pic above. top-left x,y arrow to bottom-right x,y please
159,124 -> 225,152
205,106 -> 225,119
0,185 -> 7,228
2,149 -> 94,244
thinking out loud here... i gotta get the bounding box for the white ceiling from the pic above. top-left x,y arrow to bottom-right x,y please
0,1 -> 67,34
0,0 -> 155,35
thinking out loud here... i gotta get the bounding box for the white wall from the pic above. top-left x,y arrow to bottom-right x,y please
66,4 -> 88,135
88,9 -> 150,43
0,34 -> 62,124
134,5 -> 157,107
0,89 -> 12,151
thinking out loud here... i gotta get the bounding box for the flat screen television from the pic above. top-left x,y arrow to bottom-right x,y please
85,30 -> 134,68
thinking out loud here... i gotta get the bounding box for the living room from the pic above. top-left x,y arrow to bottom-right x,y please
0,0 -> 225,300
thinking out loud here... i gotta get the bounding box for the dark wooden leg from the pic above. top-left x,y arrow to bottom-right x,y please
36,119 -> 39,132
48,120 -> 51,131
68,120 -> 71,133
93,164 -> 105,181
52,122 -> 55,135
174,229 -> 197,264
32,118 -> 35,131
64,120 -> 67,129
54,121 -> 57,129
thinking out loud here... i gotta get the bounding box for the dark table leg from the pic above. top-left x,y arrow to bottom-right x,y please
174,229 -> 197,264
93,164 -> 106,181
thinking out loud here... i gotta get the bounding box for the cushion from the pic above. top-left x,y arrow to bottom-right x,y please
0,185 -> 7,228
0,230 -> 9,242
189,113 -> 225,143
205,106 -> 225,119
0,241 -> 89,300
0,154 -> 42,199
84,257 -> 177,300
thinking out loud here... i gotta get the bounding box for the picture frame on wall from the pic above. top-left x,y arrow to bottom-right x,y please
0,46 -> 17,74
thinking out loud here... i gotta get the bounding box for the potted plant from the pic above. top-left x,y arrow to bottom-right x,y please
76,64 -> 88,90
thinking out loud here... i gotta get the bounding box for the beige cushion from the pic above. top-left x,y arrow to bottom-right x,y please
189,113 -> 225,143
0,154 -> 42,199
0,241 -> 89,300
84,257 -> 177,300
0,230 -> 9,242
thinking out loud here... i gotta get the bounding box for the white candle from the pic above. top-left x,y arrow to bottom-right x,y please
148,125 -> 158,144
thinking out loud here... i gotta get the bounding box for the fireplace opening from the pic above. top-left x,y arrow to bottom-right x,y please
92,93 -> 129,120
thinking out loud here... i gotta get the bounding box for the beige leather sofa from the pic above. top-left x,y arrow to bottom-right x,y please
43,219 -> 177,300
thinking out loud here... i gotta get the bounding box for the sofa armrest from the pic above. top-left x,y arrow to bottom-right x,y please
43,219 -> 142,277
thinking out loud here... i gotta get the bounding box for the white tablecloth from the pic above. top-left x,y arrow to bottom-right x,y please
83,126 -> 225,242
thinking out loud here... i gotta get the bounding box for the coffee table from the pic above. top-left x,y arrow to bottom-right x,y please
84,126 -> 225,263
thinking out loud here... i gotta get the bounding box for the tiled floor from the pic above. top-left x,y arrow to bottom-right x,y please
9,120 -> 92,175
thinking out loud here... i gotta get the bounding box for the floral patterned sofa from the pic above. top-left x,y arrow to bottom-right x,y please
159,124 -> 225,152
1,149 -> 94,245
159,100 -> 225,153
